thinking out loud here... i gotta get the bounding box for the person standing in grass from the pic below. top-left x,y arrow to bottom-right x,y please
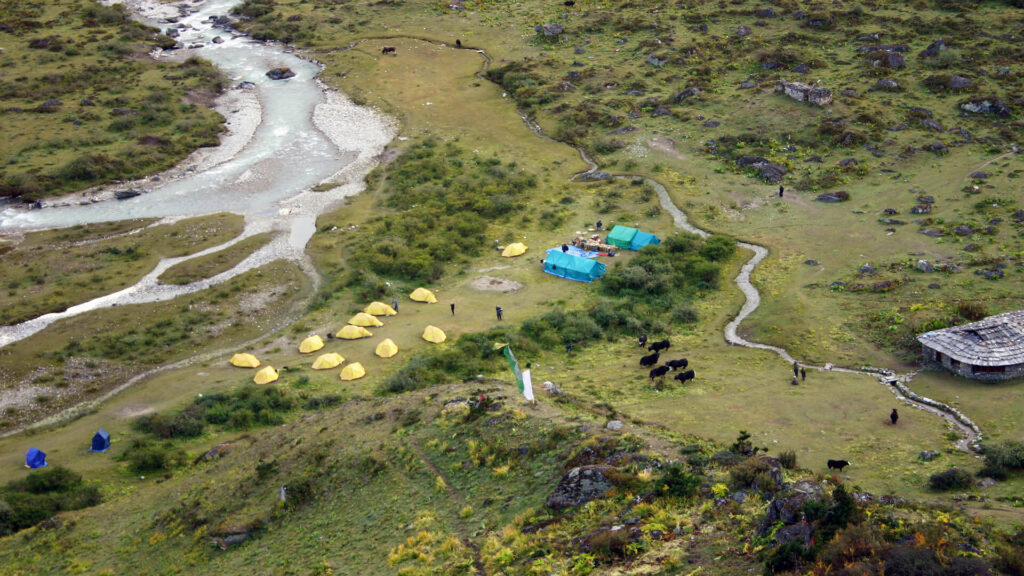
392,297 -> 399,312
450,302 -> 455,315
793,361 -> 799,378
800,366 -> 806,381
496,306 -> 503,321
779,185 -> 784,198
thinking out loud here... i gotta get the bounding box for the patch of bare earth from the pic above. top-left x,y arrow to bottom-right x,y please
647,136 -> 686,160
470,276 -> 523,293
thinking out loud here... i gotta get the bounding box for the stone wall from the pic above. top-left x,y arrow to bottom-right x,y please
921,345 -> 1024,381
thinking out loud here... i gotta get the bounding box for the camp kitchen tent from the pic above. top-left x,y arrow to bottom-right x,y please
336,325 -> 373,340
410,287 -> 437,303
605,225 -> 638,250
299,335 -> 324,354
25,447 -> 47,469
254,366 -> 279,385
630,230 -> 661,250
312,352 -> 344,370
375,338 -> 399,358
340,362 -> 366,381
501,242 -> 528,257
349,312 -> 384,327
422,325 -> 447,343
543,250 -> 607,283
91,429 -> 111,453
365,301 -> 397,316
230,353 -> 260,368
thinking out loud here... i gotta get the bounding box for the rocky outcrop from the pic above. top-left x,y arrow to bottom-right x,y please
816,191 -> 849,203
960,97 -> 1011,116
266,67 -> 295,80
546,465 -> 616,509
775,80 -> 833,106
736,156 -> 787,183
535,23 -> 564,37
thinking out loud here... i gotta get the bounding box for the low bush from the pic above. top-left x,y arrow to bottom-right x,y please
928,467 -> 973,491
778,450 -> 798,470
0,466 -> 102,535
123,440 -> 187,474
654,464 -> 700,499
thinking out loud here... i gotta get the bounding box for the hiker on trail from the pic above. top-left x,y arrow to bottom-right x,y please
392,297 -> 399,312
793,361 -> 799,377
450,302 -> 455,315
496,306 -> 503,320
779,185 -> 784,198
890,408 -> 899,425
596,220 -> 603,230
800,366 -> 806,381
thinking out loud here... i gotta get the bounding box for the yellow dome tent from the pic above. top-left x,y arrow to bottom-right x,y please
375,338 -> 399,358
254,366 -> 279,385
312,352 -> 344,370
501,242 -> 527,257
340,362 -> 366,381
349,312 -> 384,327
299,335 -> 324,354
410,287 -> 437,303
230,353 -> 261,368
365,301 -> 397,316
336,325 -> 373,340
422,325 -> 447,344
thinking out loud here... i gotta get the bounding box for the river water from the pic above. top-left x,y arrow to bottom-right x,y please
0,0 -> 395,347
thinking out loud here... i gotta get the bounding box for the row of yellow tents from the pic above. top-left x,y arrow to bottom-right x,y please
246,361 -> 367,384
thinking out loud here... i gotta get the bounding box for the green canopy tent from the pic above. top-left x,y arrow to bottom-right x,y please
543,250 -> 607,282
605,225 -> 638,250
630,230 -> 661,250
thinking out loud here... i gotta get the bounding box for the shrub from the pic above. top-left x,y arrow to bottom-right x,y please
883,546 -> 942,576
16,466 -> 82,494
0,500 -> 12,537
729,457 -> 775,490
929,467 -> 973,490
778,450 -> 798,470
654,464 -> 700,499
124,441 -> 186,474
981,440 -> 1024,478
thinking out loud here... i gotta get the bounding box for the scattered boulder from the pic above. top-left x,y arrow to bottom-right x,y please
535,23 -> 564,37
736,156 -> 786,182
880,52 -> 905,68
920,228 -> 944,237
839,158 -> 858,167
676,87 -> 701,102
919,450 -> 940,461
1013,209 -> 1024,223
546,465 -> 616,509
775,80 -> 833,106
165,28 -> 179,38
857,44 -> 909,53
212,36 -> 224,44
889,123 -> 908,131
736,25 -> 751,37
926,142 -> 949,155
921,118 -> 944,131
80,98 -> 95,106
928,283 -> 942,289
876,78 -> 900,90
757,493 -> 817,538
739,79 -> 758,89
804,259 -> 819,266
646,54 -> 666,67
792,63 -> 809,74
266,67 -> 295,80
860,263 -> 876,275
960,97 -> 1011,116
969,171 -> 990,180
911,204 -> 932,214
920,38 -> 947,58
916,260 -> 935,273
703,119 -> 720,127
949,75 -> 973,90
755,7 -> 776,18
195,442 -> 236,464
978,477 -> 997,488
917,195 -> 935,204
816,191 -> 850,203
953,225 -> 974,236
840,88 -> 858,97
606,420 -> 624,430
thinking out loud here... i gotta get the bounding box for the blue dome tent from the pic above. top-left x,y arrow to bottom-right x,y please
91,428 -> 111,453
25,447 -> 48,469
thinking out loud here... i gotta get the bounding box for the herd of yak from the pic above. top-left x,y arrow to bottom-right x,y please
637,334 -> 695,384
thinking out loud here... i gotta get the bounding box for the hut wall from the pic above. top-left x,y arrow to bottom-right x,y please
922,344 -> 1024,381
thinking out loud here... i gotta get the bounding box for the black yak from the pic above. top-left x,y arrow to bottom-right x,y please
382,46 -> 397,54
455,39 -> 462,48
665,358 -> 688,370
640,352 -> 660,367
827,459 -> 850,471
674,369 -> 695,383
649,365 -> 670,380
890,408 -> 899,425
638,333 -> 648,348
648,339 -> 670,353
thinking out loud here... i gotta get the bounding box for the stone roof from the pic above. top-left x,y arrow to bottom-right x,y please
918,310 -> 1024,366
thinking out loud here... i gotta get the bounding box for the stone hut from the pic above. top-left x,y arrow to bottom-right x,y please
775,80 -> 833,106
918,310 -> 1024,381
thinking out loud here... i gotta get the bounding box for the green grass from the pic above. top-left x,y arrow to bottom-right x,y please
0,213 -> 244,325
0,0 -> 227,200
157,232 -> 273,285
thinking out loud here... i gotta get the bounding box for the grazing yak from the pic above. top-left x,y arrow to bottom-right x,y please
649,365 -> 670,380
890,408 -> 899,425
648,339 -> 670,353
638,333 -> 648,348
381,46 -> 397,54
665,358 -> 688,370
564,0 -> 575,5
674,369 -> 695,383
827,459 -> 850,471
640,352 -> 660,367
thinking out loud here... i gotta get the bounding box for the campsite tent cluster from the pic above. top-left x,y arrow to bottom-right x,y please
605,225 -> 661,251
22,428 -> 110,469
229,288 -> 447,383
541,225 -> 659,283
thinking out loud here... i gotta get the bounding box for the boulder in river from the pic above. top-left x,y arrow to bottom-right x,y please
266,67 -> 296,80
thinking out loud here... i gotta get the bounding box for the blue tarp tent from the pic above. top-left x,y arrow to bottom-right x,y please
605,225 -> 638,250
544,250 -> 607,282
630,230 -> 661,251
546,246 -> 599,259
91,428 -> 111,453
25,447 -> 47,469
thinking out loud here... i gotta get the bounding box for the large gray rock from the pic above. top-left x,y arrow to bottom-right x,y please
266,67 -> 295,80
919,450 -> 940,461
775,80 -> 833,106
960,97 -> 1011,116
535,23 -> 564,37
736,25 -> 751,37
546,465 -> 616,509
876,78 -> 900,90
755,7 -> 776,17
920,38 -> 947,58
916,260 -> 935,273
